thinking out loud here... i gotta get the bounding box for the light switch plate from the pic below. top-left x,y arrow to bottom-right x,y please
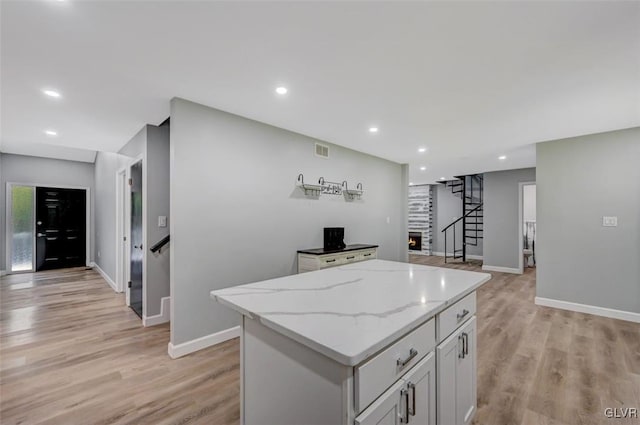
158,216 -> 167,228
602,216 -> 618,227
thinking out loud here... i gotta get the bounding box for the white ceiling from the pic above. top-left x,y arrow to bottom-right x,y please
1,1 -> 639,183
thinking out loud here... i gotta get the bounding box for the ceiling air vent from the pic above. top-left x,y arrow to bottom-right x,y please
315,143 -> 329,158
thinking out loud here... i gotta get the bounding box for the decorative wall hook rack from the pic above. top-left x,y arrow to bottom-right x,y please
297,174 -> 364,200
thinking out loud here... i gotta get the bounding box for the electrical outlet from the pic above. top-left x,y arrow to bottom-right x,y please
602,216 -> 618,227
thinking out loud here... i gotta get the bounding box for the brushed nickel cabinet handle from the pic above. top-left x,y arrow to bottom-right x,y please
408,382 -> 416,417
400,388 -> 410,423
397,348 -> 418,369
457,309 -> 470,321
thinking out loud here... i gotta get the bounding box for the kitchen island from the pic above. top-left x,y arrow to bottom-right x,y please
211,259 -> 491,425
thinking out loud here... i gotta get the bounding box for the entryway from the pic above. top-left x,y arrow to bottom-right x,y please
6,183 -> 90,273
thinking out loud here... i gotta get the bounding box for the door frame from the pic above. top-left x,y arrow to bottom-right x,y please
5,182 -> 91,274
518,181 -> 536,274
115,166 -> 130,301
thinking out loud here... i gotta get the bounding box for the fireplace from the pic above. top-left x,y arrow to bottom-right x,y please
408,232 -> 422,251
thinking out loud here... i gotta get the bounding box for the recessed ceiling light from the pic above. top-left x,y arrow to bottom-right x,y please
440,177 -> 446,180
418,147 -> 427,153
43,89 -> 61,98
420,166 -> 426,171
44,130 -> 57,136
368,127 -> 379,133
498,155 -> 507,160
275,86 -> 288,95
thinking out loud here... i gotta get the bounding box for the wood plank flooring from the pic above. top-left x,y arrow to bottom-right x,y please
0,268 -> 239,425
1,259 -> 638,424
410,255 -> 640,425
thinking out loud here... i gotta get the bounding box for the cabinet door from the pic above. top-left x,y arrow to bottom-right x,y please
404,352 -> 436,425
436,317 -> 477,425
355,378 -> 405,425
456,317 -> 476,425
436,326 -> 460,425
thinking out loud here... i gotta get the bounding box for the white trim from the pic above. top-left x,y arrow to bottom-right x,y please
91,261 -> 117,292
432,251 -> 483,261
482,264 -> 521,274
167,326 -> 241,359
535,297 -> 640,323
0,270 -> 7,276
143,296 -> 171,327
115,167 -> 129,295
518,181 -> 536,274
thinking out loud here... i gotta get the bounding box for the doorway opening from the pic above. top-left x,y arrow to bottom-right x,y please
519,182 -> 536,274
6,183 -> 90,273
129,160 -> 144,318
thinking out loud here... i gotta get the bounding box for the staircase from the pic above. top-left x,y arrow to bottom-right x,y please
438,174 -> 483,263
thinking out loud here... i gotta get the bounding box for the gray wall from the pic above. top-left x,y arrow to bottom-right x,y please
170,97 -> 408,345
432,183 -> 483,257
93,124 -> 171,317
1,154 -> 95,270
483,167 -> 536,269
537,128 -> 640,314
94,151 -> 129,282
145,124 -> 171,316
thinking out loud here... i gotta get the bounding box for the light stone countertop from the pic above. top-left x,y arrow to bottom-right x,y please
211,259 -> 491,366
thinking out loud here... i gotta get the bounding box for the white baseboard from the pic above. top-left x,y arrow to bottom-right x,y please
482,264 -> 521,274
91,262 -> 118,291
167,326 -> 241,359
408,251 -> 432,256
432,252 -> 484,261
0,270 -> 6,276
535,297 -> 640,323
143,296 -> 171,327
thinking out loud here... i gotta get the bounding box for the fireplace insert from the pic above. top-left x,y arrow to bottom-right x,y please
408,232 -> 422,251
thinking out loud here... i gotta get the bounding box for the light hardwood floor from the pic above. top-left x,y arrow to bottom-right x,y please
410,255 -> 640,425
0,268 -> 239,425
1,260 -> 638,425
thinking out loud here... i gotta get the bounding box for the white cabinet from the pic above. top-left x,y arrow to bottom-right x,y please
356,353 -> 436,425
355,319 -> 435,412
297,246 -> 378,273
436,316 -> 477,425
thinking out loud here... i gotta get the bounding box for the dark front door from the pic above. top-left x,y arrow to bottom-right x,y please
36,187 -> 86,271
130,161 -> 143,318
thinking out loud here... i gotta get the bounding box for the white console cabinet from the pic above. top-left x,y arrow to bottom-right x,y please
297,244 -> 377,273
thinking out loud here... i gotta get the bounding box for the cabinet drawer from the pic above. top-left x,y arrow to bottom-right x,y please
437,292 -> 476,342
319,254 -> 345,268
358,249 -> 377,261
355,318 -> 436,413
